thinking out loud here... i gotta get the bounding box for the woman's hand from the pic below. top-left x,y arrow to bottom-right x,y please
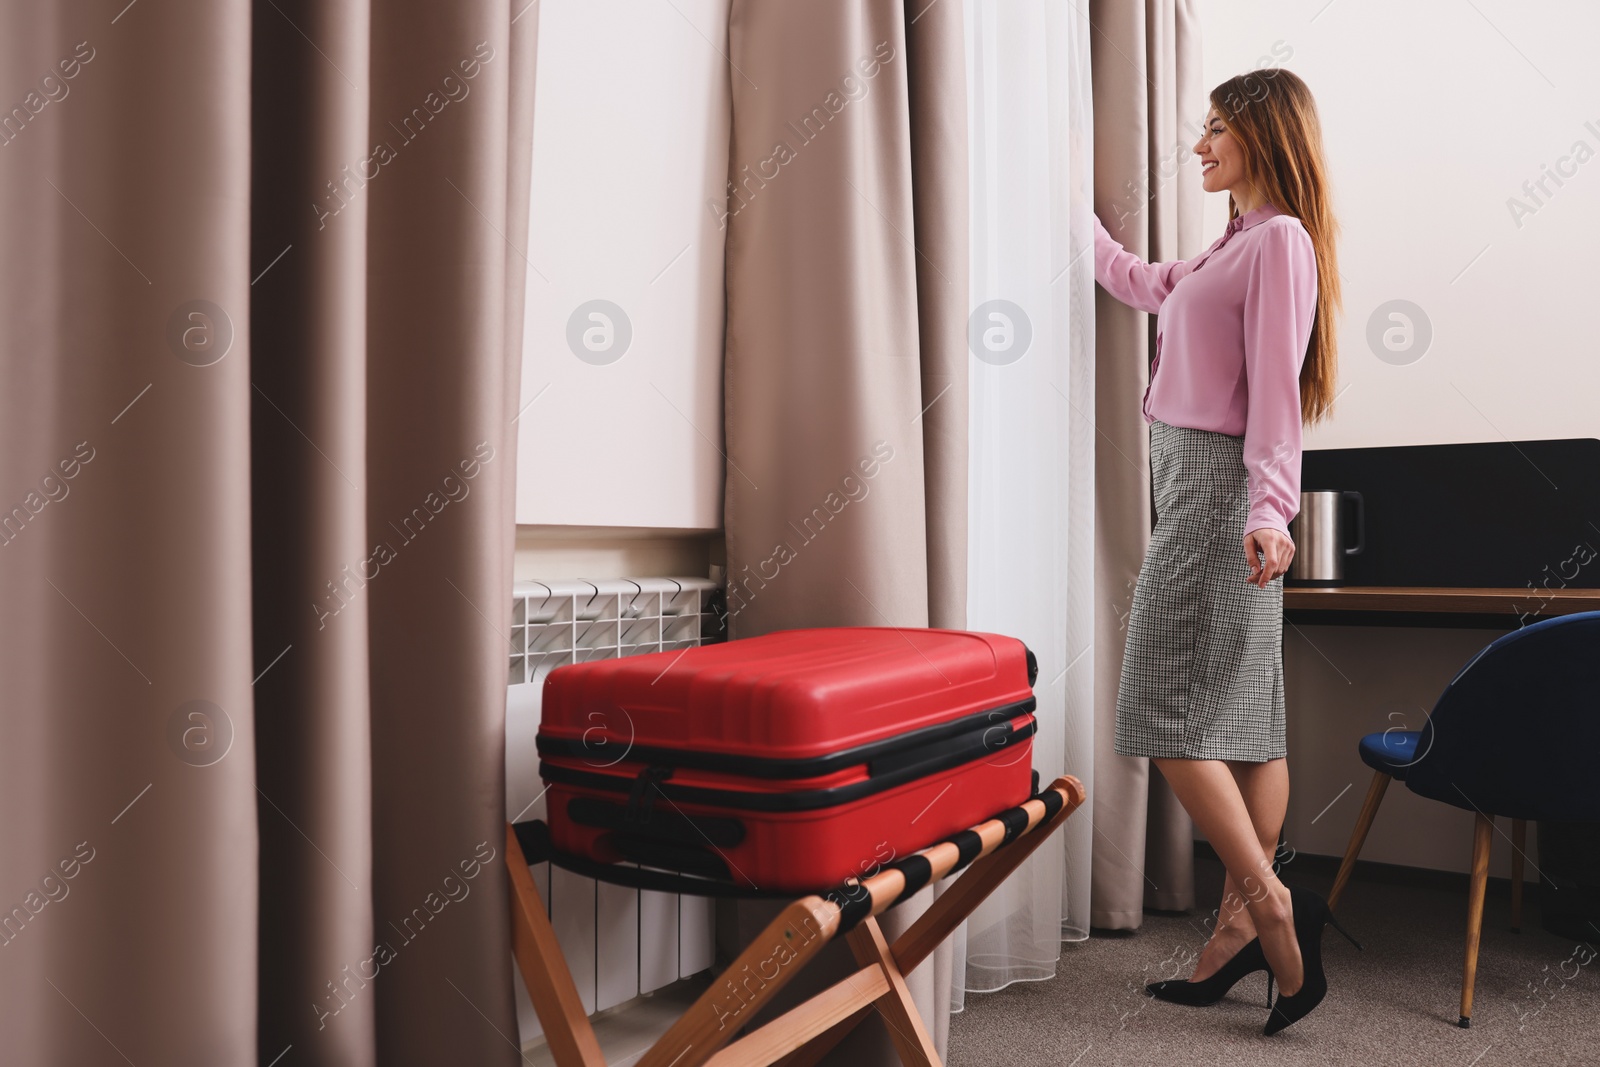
1243,529 -> 1295,588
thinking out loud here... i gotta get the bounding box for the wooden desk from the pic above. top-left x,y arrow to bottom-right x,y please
1284,586 -> 1600,629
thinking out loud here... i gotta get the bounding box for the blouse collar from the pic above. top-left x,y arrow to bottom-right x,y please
1228,201 -> 1286,233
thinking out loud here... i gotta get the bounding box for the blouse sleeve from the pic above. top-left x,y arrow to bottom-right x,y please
1093,212 -> 1192,314
1241,219 -> 1319,539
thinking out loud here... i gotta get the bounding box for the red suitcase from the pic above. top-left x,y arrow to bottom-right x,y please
536,626 -> 1038,892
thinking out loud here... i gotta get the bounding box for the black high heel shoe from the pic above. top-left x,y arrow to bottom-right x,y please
1147,937 -> 1273,1007
1263,885 -> 1361,1036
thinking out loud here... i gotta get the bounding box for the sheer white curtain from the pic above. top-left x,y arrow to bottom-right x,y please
954,0 -> 1095,1010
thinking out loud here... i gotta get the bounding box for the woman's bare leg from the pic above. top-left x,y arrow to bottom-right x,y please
1186,870 -> 1254,982
1153,757 -> 1304,995
1190,759 -> 1290,977
1189,758 -> 1290,979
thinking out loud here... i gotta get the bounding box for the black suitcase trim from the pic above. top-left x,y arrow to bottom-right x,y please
539,713 -> 1037,814
602,831 -> 734,879
566,795 -> 747,847
535,696 -> 1037,780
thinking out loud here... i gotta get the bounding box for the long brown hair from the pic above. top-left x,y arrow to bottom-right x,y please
1209,68 -> 1340,426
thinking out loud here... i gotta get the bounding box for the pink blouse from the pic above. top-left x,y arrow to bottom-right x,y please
1093,203 -> 1318,538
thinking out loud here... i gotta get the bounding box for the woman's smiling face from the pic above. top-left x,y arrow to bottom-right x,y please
1193,107 -> 1247,196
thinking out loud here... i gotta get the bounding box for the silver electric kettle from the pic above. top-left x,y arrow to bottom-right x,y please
1287,490 -> 1364,586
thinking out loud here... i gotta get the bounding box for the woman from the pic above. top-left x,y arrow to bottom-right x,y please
1094,68 -> 1351,1035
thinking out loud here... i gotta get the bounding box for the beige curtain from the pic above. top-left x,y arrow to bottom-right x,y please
719,0 -> 967,1058
0,2 -> 534,1063
1088,0 -> 1206,928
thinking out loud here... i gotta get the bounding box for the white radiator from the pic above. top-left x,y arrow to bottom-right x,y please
507,578 -> 723,1045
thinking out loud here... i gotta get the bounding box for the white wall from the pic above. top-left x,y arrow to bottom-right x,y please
515,0 -> 730,529
1192,0 -> 1600,876
1193,0 -> 1600,448
512,527 -> 717,582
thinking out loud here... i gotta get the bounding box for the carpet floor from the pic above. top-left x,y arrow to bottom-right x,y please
947,855 -> 1599,1067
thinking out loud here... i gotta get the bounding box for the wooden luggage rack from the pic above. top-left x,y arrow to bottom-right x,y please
505,774 -> 1086,1067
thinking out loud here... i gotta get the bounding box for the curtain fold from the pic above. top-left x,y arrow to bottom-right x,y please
1087,0 -> 1205,929
719,0 -> 966,1059
250,1 -> 377,1057
721,3 -> 933,642
1,2 -> 534,1062
362,5 -> 529,1062
907,0 -> 970,638
1,4 -> 259,1062
954,0 -> 1097,1008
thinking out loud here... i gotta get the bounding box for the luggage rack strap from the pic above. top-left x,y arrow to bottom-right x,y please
511,781 -> 1070,911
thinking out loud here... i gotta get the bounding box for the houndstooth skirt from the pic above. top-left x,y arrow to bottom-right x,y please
1114,420 -> 1286,762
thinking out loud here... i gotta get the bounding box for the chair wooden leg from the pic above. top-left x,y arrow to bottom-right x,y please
1459,812 -> 1494,1028
1510,819 -> 1526,933
504,824 -> 606,1067
1328,771 -> 1391,910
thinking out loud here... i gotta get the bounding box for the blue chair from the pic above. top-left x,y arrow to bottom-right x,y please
1327,610 -> 1600,1028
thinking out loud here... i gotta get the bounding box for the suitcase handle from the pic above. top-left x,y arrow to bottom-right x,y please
868,715 -> 1033,779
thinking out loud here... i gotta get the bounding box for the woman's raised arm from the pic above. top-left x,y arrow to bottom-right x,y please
1093,212 -> 1191,314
